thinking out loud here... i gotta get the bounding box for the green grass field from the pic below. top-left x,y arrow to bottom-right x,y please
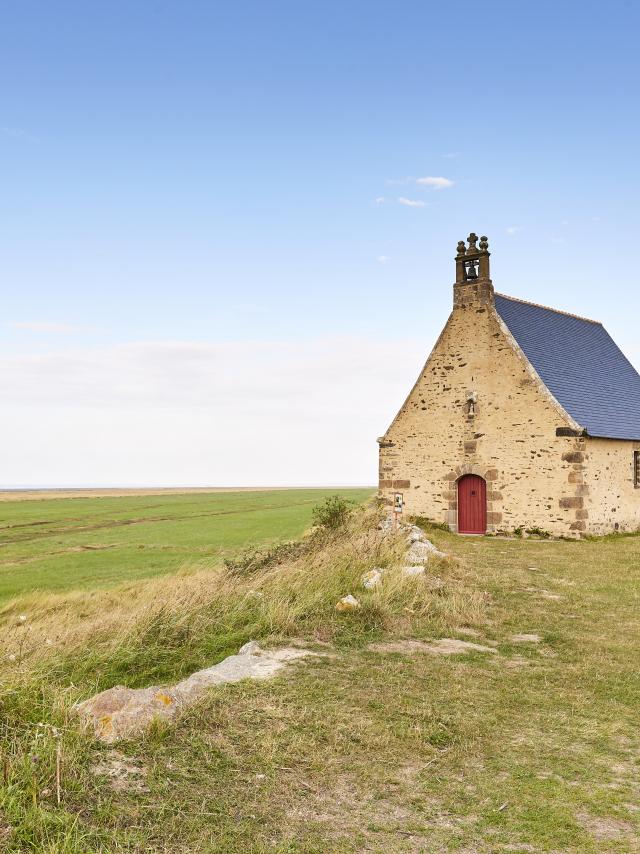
1,499 -> 639,852
0,489 -> 373,601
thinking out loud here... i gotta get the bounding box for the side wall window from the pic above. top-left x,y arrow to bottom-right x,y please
635,451 -> 640,488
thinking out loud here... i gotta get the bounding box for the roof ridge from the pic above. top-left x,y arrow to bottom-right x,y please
495,292 -> 602,325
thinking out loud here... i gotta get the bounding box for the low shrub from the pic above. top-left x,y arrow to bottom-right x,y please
525,527 -> 551,539
412,516 -> 450,533
311,494 -> 353,530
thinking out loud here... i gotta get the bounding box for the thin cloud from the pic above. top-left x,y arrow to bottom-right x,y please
505,226 -> 521,236
0,336 -> 425,486
9,321 -> 81,334
377,255 -> 391,264
374,196 -> 386,205
1,126 -> 40,144
441,152 -> 459,159
397,197 -> 426,208
416,176 -> 454,190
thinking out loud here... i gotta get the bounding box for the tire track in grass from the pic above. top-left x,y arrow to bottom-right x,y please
0,499 -> 323,547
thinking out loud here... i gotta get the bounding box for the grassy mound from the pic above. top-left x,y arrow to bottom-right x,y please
4,505 -> 638,852
0,502 -> 483,851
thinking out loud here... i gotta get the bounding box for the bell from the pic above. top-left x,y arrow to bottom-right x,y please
465,260 -> 478,280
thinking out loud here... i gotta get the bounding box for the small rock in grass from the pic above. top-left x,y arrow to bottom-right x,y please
238,640 -> 261,655
362,568 -> 383,589
407,526 -> 427,544
335,594 -> 361,612
406,540 -> 447,563
511,633 -> 541,643
402,566 -> 426,577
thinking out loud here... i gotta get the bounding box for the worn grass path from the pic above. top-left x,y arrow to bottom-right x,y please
0,488 -> 372,601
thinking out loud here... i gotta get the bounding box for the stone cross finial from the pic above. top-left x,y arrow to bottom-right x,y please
455,231 -> 491,285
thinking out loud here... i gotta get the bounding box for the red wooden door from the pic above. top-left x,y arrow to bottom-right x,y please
457,475 -> 487,534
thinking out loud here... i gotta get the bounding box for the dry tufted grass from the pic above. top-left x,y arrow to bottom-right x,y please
0,502 -> 475,689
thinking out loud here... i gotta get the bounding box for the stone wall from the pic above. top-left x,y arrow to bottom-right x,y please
377,279 -> 624,537
582,438 -> 640,534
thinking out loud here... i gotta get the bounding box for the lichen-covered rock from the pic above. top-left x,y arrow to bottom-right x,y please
406,540 -> 447,563
378,517 -> 395,533
335,594 -> 361,612
402,565 -> 426,577
361,568 -> 383,589
407,525 -> 428,543
238,640 -> 261,655
73,643 -> 318,743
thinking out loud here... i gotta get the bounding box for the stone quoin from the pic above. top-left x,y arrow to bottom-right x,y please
377,234 -> 640,537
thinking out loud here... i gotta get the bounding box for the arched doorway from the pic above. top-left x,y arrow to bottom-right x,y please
458,474 -> 487,534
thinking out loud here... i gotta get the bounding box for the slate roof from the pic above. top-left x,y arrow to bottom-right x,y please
494,293 -> 640,441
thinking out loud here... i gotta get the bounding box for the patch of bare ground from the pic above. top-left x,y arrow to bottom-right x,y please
284,774 -> 477,853
91,750 -> 149,793
575,811 -> 635,841
503,655 -> 530,668
523,586 -> 563,600
368,638 -> 497,656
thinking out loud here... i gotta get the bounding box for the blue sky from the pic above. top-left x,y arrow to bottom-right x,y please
2,1 -> 640,486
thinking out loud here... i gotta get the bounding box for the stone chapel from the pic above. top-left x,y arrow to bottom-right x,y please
377,234 -> 640,537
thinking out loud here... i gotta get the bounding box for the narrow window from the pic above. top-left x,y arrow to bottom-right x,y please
635,451 -> 640,488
